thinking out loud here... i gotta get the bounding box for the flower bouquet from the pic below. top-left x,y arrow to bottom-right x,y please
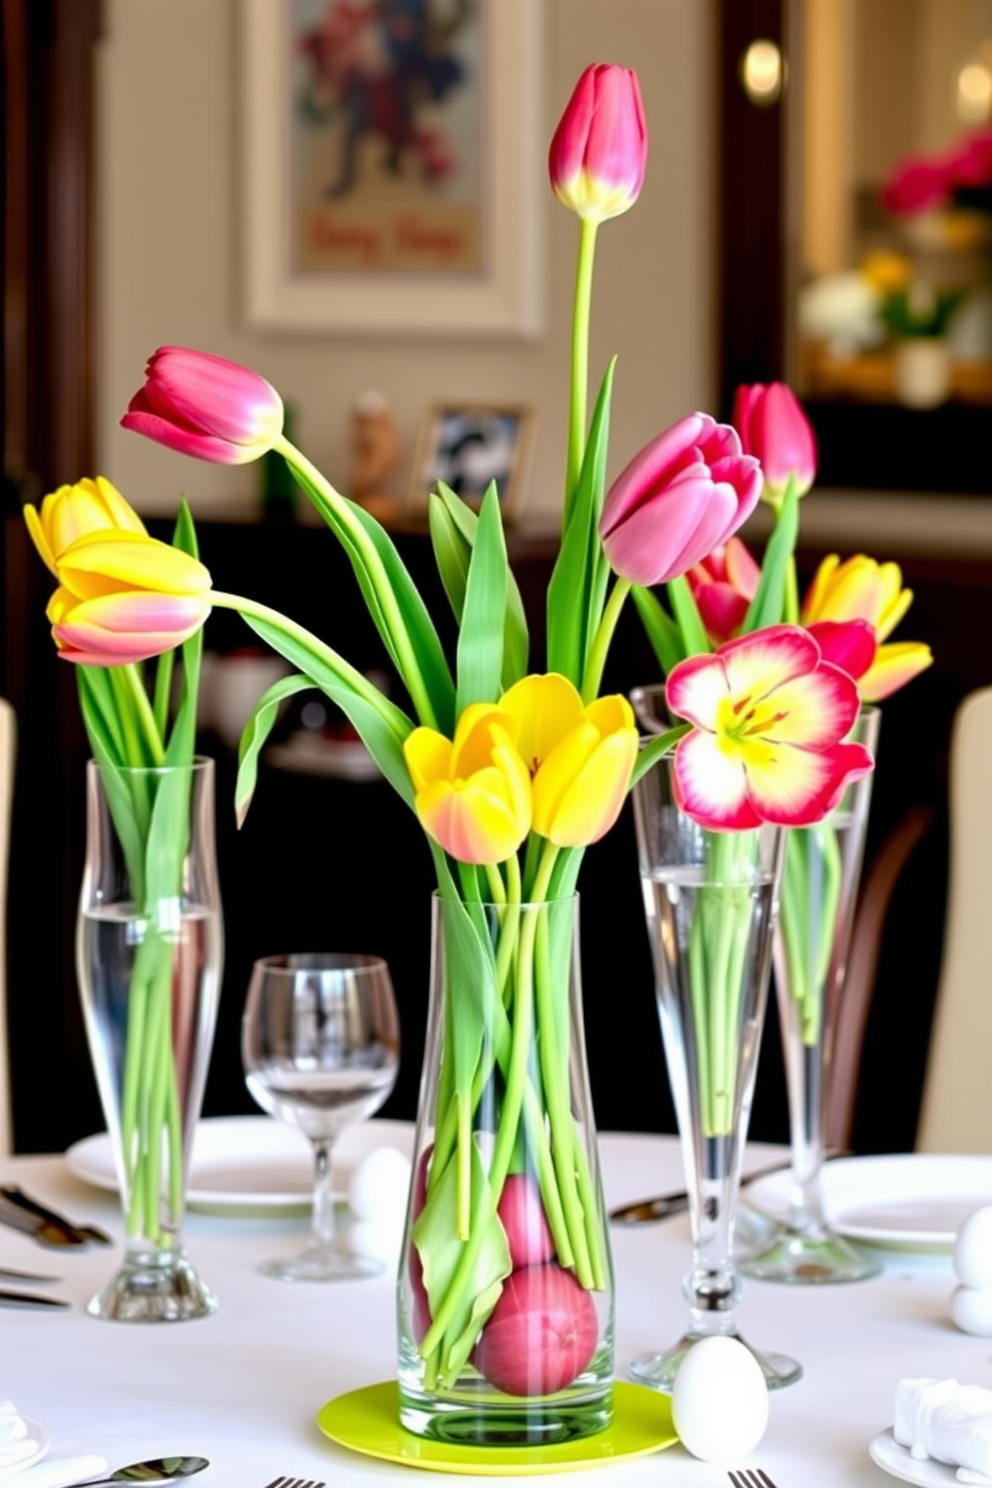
28,65 -> 876,1424
22,482 -> 222,1320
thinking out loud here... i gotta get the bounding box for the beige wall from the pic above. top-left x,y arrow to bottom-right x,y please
96,0 -> 715,522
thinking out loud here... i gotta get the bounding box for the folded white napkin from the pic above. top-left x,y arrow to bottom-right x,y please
9,1455 -> 109,1488
0,1400 -> 41,1475
895,1377 -> 992,1483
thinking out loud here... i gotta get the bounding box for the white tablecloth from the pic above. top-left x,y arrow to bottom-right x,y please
0,1128 -> 976,1488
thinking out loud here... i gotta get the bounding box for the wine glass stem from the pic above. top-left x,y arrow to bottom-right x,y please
312,1137 -> 339,1252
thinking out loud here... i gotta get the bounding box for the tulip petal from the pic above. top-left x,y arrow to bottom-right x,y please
415,775 -> 527,865
122,398 -> 260,466
498,674 -> 584,771
742,740 -> 874,826
403,727 -> 453,790
547,730 -> 638,846
858,641 -> 933,701
671,730 -> 762,830
666,651 -> 731,731
754,662 -> 861,749
806,620 -> 877,681
720,625 -> 820,703
57,530 -> 212,597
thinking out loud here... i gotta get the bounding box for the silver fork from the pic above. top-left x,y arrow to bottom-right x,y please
728,1471 -> 778,1488
262,1478 -> 326,1488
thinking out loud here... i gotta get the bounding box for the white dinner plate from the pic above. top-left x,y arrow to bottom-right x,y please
65,1115 -> 414,1217
869,1426 -> 991,1486
0,1420 -> 51,1481
746,1153 -> 992,1251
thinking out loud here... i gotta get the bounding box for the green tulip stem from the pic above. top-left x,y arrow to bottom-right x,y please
211,593 -> 404,735
581,576 -> 632,703
120,665 -> 166,766
565,217 -> 600,520
273,438 -> 438,730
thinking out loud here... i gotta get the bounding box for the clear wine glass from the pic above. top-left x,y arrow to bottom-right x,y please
242,952 -> 400,1281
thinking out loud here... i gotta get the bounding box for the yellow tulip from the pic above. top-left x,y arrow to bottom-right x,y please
24,476 -> 147,576
802,554 -> 912,642
403,704 -> 531,865
500,674 -> 638,848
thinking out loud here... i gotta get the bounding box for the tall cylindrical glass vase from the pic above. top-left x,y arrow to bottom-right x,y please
76,756 -> 224,1321
629,747 -> 801,1392
397,893 -> 614,1445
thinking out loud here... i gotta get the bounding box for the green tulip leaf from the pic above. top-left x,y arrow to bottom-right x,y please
666,574 -> 710,660
631,585 -> 687,676
281,455 -> 456,733
430,483 -> 528,691
234,672 -> 317,827
237,611 -> 415,812
455,484 -> 507,713
629,724 -> 691,789
743,476 -> 799,632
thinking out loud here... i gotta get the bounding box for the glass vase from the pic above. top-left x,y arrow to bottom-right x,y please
76,756 -> 224,1321
629,744 -> 801,1392
397,893 -> 614,1446
740,707 -> 881,1284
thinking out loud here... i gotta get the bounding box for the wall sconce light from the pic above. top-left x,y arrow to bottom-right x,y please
957,58 -> 992,123
740,39 -> 785,107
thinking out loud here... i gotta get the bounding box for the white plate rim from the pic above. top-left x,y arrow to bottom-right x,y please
65,1115 -> 414,1216
869,1425 -> 991,1486
746,1153 -> 992,1248
0,1419 -> 51,1482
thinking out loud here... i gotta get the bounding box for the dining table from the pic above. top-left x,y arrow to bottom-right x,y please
2,1121 -> 985,1488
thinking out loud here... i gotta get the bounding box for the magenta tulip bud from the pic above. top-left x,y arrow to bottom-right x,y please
472,1264 -> 599,1397
548,64 -> 647,223
733,382 -> 817,507
497,1175 -> 555,1269
122,346 -> 284,465
599,412 -> 762,587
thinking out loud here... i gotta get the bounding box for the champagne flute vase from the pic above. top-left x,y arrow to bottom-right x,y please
740,708 -> 881,1285
629,751 -> 801,1391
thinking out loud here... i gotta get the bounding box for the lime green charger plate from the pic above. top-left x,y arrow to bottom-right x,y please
317,1380 -> 678,1475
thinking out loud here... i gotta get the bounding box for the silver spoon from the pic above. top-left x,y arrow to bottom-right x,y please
74,1457 -> 209,1485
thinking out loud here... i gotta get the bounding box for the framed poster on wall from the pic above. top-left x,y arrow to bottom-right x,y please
241,0 -> 544,336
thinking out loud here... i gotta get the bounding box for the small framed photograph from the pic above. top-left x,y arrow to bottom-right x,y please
408,402 -> 537,521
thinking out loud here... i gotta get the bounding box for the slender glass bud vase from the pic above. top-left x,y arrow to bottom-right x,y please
740,708 -> 881,1284
76,757 -> 224,1321
397,894 -> 615,1446
629,747 -> 801,1392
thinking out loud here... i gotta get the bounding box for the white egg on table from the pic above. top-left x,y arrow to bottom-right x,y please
950,1284 -> 992,1337
953,1206 -> 992,1290
348,1145 -> 412,1224
672,1336 -> 769,1463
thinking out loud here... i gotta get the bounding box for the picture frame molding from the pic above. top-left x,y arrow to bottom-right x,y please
240,0 -> 544,338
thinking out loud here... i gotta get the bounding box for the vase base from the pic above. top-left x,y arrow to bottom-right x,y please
259,1246 -> 385,1283
627,1331 -> 802,1393
87,1248 -> 217,1322
738,1227 -> 881,1284
398,1384 -> 613,1446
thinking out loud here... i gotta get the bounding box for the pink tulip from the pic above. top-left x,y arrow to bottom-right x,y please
665,625 -> 874,830
733,382 -> 817,505
806,619 -> 877,682
947,128 -> 992,189
599,412 -> 762,587
686,537 -> 761,644
47,589 -> 211,666
122,346 -> 284,465
548,64 -> 647,223
471,1264 -> 599,1396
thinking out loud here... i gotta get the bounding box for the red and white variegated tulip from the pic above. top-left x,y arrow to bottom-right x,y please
665,625 -> 874,830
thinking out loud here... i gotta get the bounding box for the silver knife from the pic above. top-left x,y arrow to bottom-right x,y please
0,1266 -> 60,1283
0,1287 -> 70,1308
609,1149 -> 846,1224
